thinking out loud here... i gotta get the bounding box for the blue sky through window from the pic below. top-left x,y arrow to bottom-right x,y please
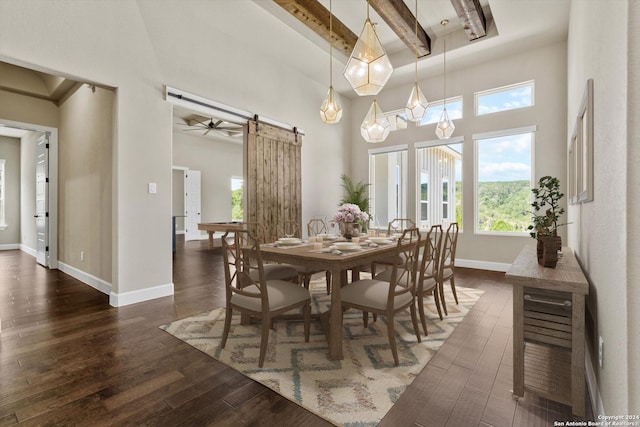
476,82 -> 533,115
477,133 -> 532,182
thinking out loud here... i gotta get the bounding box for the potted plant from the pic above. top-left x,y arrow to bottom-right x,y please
527,176 -> 566,268
338,174 -> 371,231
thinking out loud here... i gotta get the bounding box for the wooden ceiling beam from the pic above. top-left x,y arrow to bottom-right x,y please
369,0 -> 431,57
450,0 -> 487,40
272,0 -> 357,57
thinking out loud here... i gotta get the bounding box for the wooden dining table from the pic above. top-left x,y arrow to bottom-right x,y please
259,239 -> 401,360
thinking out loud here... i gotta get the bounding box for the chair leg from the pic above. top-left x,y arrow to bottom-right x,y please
409,303 -> 422,343
417,294 -> 428,336
258,316 -> 271,368
386,315 -> 399,366
325,271 -> 331,294
363,311 -> 369,328
303,274 -> 311,289
433,289 -> 443,320
439,281 -> 448,316
303,303 -> 310,342
221,306 -> 233,348
450,276 -> 459,305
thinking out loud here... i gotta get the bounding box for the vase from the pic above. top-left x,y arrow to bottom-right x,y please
341,222 -> 361,241
537,235 -> 561,268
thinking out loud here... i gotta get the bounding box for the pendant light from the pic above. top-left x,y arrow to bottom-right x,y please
361,99 -> 391,143
436,19 -> 455,139
320,0 -> 343,124
343,0 -> 393,96
405,0 -> 428,122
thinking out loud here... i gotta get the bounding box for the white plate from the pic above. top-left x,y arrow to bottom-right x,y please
369,237 -> 393,244
278,238 -> 302,245
333,242 -> 361,251
316,233 -> 330,239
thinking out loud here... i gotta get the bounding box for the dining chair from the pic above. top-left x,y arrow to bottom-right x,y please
239,222 -> 299,282
416,225 -> 444,334
370,218 -> 417,276
341,227 -> 422,366
306,218 -> 332,294
221,230 -> 311,368
439,222 -> 459,315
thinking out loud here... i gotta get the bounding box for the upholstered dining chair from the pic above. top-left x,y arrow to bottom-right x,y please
306,218 -> 332,294
239,222 -> 299,282
221,230 -> 311,368
439,222 -> 459,315
341,227 -> 422,366
416,225 -> 444,334
370,218 -> 417,276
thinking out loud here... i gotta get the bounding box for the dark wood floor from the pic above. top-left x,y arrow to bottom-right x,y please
0,238 -> 592,426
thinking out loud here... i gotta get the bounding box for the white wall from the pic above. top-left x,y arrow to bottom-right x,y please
567,0 -> 635,415
0,0 -> 349,305
350,41 -> 568,266
0,136 -> 20,245
172,132 -> 242,227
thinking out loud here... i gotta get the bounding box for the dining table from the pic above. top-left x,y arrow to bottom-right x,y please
259,237 -> 401,360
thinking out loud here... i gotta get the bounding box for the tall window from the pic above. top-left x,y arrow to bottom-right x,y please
475,127 -> 534,234
0,159 -> 5,228
231,177 -> 243,221
475,81 -> 534,116
369,147 -> 407,229
415,140 -> 463,230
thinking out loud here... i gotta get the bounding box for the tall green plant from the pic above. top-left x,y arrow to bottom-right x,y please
527,176 -> 565,238
339,174 -> 370,217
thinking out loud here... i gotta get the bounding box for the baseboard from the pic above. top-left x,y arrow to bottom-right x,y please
57,261 -> 112,295
19,244 -> 36,257
0,243 -> 20,250
585,339 -> 605,417
109,282 -> 174,307
456,258 -> 511,272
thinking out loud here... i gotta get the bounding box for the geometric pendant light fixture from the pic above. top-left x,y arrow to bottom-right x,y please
343,0 -> 393,96
320,0 -> 343,124
435,19 -> 455,139
361,99 -> 391,143
405,0 -> 428,121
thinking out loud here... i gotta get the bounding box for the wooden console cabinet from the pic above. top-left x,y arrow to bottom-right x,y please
506,245 -> 589,416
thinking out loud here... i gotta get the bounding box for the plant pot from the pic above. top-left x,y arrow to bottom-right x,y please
340,222 -> 361,241
537,235 -> 561,268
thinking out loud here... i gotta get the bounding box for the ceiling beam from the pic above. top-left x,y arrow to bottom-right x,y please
369,0 -> 431,57
450,0 -> 487,40
272,0 -> 357,57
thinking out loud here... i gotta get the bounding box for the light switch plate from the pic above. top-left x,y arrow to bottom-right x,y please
148,182 -> 157,194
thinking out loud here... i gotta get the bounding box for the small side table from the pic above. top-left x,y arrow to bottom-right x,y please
506,245 -> 589,416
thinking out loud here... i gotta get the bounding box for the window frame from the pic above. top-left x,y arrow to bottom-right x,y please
473,125 -> 536,236
417,96 -> 463,126
368,145 -> 408,229
419,170 -> 429,227
475,80 -> 535,116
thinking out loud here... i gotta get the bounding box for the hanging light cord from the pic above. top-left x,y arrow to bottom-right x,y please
414,0 -> 418,82
329,0 -> 333,87
442,20 -> 448,109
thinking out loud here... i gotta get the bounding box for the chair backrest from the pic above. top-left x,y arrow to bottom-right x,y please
386,227 -> 421,308
277,220 -> 301,239
221,230 -> 268,308
387,218 -> 416,235
307,218 -> 328,236
440,222 -> 459,271
419,224 -> 443,282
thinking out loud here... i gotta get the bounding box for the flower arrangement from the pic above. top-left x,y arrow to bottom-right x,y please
333,203 -> 369,224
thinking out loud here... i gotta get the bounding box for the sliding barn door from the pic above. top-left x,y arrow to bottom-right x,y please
246,120 -> 302,242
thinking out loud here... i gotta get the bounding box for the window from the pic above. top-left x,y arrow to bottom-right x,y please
415,140 -> 463,230
0,159 -> 5,228
369,147 -> 408,229
475,81 -> 534,116
418,97 -> 463,126
231,177 -> 243,221
475,127 -> 534,234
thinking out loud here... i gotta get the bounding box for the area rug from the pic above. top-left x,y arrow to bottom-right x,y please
160,280 -> 484,426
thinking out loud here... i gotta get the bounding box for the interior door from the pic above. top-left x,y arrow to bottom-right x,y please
35,135 -> 49,266
184,169 -> 202,241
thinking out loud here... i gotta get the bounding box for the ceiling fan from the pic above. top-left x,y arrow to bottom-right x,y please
176,117 -> 243,138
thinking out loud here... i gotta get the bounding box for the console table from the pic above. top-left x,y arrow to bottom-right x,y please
506,245 -> 589,416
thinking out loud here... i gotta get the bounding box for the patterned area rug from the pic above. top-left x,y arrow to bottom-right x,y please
160,279 -> 484,426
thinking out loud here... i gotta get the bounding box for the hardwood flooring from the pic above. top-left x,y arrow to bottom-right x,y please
0,238 -> 592,426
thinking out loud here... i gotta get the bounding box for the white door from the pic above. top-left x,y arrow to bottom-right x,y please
185,169 -> 202,241
35,135 -> 49,266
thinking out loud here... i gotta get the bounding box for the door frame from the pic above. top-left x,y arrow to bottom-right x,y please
0,118 -> 58,268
